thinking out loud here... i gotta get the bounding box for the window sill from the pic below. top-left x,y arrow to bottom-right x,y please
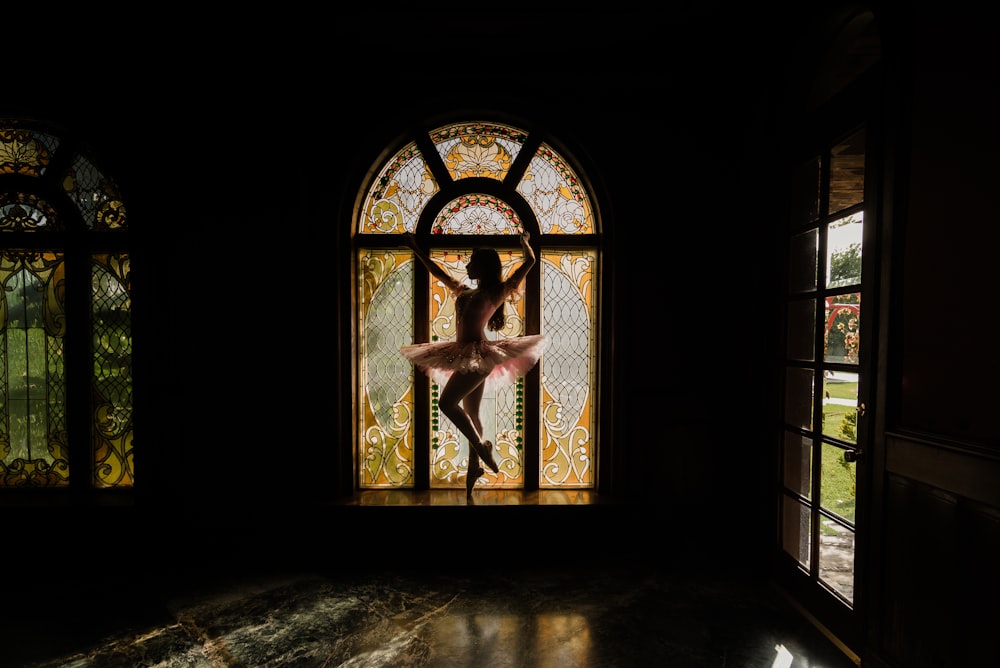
335,489 -> 624,507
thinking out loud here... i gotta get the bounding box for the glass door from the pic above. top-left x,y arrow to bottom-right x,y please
779,126 -> 870,655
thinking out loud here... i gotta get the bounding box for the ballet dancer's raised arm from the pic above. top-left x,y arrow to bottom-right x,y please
404,233 -> 464,294
503,232 -> 536,295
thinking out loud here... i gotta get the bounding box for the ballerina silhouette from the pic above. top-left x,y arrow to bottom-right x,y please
401,231 -> 547,496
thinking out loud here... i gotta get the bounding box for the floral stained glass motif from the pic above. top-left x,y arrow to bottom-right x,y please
518,145 -> 594,234
0,128 -> 59,177
355,119 -> 601,490
424,250 -> 533,489
539,249 -> 596,487
430,122 -> 527,182
358,249 -> 415,487
0,122 -> 133,491
0,193 -> 59,231
431,194 -> 524,235
359,142 -> 440,234
358,122 -> 594,238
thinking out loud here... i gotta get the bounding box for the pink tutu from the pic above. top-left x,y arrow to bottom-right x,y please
401,335 -> 548,391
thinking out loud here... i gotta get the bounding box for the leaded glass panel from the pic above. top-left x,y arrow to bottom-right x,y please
0,193 -> 59,231
0,122 -> 133,492
518,145 -> 594,234
428,249 -> 531,489
92,254 -> 134,487
429,122 -> 526,181
0,128 -> 59,177
540,249 -> 596,487
0,250 -> 68,487
66,154 -> 128,231
355,119 -> 601,491
358,142 -> 440,234
431,194 -> 524,235
358,249 -> 415,487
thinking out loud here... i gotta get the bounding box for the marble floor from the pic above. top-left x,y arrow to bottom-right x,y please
4,496 -> 860,667
6,561 -> 858,668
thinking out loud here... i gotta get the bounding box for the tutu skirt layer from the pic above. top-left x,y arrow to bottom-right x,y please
401,335 -> 548,391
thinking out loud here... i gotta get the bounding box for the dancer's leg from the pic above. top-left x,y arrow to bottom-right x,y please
463,381 -> 486,496
464,381 -> 486,440
439,371 -> 498,473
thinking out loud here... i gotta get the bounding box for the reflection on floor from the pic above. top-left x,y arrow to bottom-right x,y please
5,495 -> 860,667
8,567 -> 858,667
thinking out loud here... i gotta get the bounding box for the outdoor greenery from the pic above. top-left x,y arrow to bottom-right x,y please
820,381 -> 858,528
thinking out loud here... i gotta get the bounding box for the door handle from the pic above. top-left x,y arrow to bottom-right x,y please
844,448 -> 863,462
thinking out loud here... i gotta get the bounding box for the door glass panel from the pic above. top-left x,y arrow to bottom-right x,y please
788,229 -> 818,293
786,299 -> 815,361
820,442 -> 856,522
826,213 -> 863,288
784,367 -> 814,430
783,431 -> 812,498
823,371 -> 858,444
829,130 -> 865,215
782,495 -> 811,568
824,292 -> 860,365
819,516 -> 855,603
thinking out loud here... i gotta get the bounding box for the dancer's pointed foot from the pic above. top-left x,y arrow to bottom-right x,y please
472,440 -> 499,474
466,461 -> 484,497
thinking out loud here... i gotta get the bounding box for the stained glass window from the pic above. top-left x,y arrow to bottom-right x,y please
0,121 -> 132,489
355,120 -> 599,491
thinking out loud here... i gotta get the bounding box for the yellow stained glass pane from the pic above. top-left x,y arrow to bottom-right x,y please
358,248 -> 415,487
428,249 -> 532,490
92,253 -> 134,488
358,142 -> 439,234
539,248 -> 596,487
0,128 -> 59,177
519,144 -> 594,234
429,121 -> 526,182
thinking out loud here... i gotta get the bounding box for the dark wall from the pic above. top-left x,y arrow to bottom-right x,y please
1,8 -> 812,530
898,7 -> 1000,445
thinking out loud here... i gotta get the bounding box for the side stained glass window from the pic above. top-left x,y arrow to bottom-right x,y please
0,122 -> 133,490
355,119 -> 600,491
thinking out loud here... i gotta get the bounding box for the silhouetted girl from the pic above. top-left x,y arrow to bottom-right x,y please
401,232 -> 547,496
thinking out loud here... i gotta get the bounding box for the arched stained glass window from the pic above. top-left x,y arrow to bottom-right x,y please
355,119 -> 600,491
0,121 -> 133,490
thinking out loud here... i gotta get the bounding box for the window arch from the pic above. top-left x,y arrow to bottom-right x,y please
354,119 -> 604,492
0,120 -> 133,492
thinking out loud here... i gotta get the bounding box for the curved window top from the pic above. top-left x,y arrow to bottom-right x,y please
433,193 -> 523,235
430,121 -> 527,182
358,120 -> 595,236
518,144 -> 593,234
0,122 -> 127,232
0,128 -> 60,176
0,192 -> 59,231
